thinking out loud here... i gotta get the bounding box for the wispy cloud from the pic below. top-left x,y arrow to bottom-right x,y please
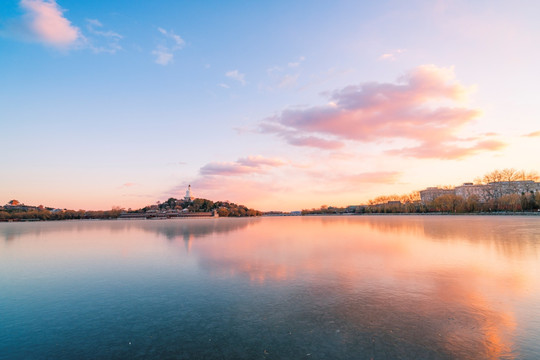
288,56 -> 306,68
340,171 -> 401,184
278,74 -> 299,88
85,18 -> 122,53
200,156 -> 285,176
286,135 -> 344,149
523,130 -> 540,137
258,122 -> 344,150
158,27 -> 185,47
263,56 -> 306,91
310,170 -> 403,191
386,139 -> 506,160
258,123 -> 321,149
118,182 -> 137,189
17,0 -> 81,48
225,70 -> 246,85
379,49 -> 405,61
152,46 -> 174,65
237,156 -> 285,167
260,65 -> 504,159
163,155 -> 289,207
152,27 -> 185,65
86,19 -> 121,39
266,66 -> 282,75
170,175 -> 286,208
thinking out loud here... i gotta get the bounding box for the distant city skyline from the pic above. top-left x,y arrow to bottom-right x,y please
1,0 -> 539,211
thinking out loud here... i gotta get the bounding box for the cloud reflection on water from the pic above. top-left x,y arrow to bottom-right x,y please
186,216 -> 538,359
1,216 -> 538,358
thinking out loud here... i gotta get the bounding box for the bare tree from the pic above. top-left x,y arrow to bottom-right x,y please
476,168 -> 539,184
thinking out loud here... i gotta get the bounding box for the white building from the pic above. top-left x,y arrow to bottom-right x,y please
184,185 -> 195,202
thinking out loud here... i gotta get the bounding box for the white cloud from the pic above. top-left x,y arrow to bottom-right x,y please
288,56 -> 306,68
86,18 -> 102,27
225,70 -> 246,85
86,19 -> 122,39
152,46 -> 174,65
152,27 -> 185,65
85,18 -> 122,54
262,56 -> 305,91
266,66 -> 282,75
379,49 -> 406,61
278,74 -> 299,88
157,27 -> 185,48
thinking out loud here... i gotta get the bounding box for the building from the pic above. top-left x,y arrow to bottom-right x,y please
420,181 -> 540,203
418,187 -> 455,203
454,183 -> 488,201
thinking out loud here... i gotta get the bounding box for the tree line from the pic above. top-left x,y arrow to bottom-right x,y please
0,197 -> 263,221
303,168 -> 540,215
0,207 -> 125,221
475,168 -> 539,184
132,197 -> 262,217
303,191 -> 540,215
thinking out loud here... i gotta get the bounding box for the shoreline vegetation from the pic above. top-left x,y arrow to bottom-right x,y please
301,168 -> 540,216
2,169 -> 539,222
0,197 -> 262,222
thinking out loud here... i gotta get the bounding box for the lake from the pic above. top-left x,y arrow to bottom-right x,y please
1,216 -> 539,359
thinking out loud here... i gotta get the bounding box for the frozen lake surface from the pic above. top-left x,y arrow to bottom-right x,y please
1,216 -> 539,359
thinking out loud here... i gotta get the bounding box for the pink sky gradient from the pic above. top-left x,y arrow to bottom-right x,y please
1,1 -> 539,211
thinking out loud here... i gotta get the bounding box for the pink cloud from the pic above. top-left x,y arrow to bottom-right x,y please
167,176 -> 287,210
379,53 -> 395,60
259,122 -> 344,150
523,130 -> 540,137
237,156 -> 285,167
20,0 -> 80,47
261,65 -> 502,159
200,163 -> 255,176
167,156 -> 291,209
168,165 -> 401,211
341,171 -> 401,184
387,139 -> 507,160
301,170 -> 402,192
379,49 -> 405,61
200,155 -> 285,176
286,135 -> 344,149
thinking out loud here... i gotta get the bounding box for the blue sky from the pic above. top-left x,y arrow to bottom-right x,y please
1,0 -> 539,210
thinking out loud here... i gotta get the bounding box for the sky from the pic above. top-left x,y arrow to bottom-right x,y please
1,0 -> 539,211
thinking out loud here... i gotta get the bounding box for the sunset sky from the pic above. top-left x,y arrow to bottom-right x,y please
1,0 -> 539,211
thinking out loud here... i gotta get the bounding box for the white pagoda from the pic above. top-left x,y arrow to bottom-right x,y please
184,185 -> 195,202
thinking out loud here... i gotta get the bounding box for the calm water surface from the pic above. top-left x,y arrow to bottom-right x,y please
1,216 -> 539,359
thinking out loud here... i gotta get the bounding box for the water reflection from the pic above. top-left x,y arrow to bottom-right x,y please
359,215 -> 540,261
0,218 -> 256,243
1,216 -> 539,359
187,216 -> 538,359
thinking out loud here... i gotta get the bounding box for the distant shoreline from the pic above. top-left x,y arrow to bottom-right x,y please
2,211 -> 539,223
272,212 -> 540,217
